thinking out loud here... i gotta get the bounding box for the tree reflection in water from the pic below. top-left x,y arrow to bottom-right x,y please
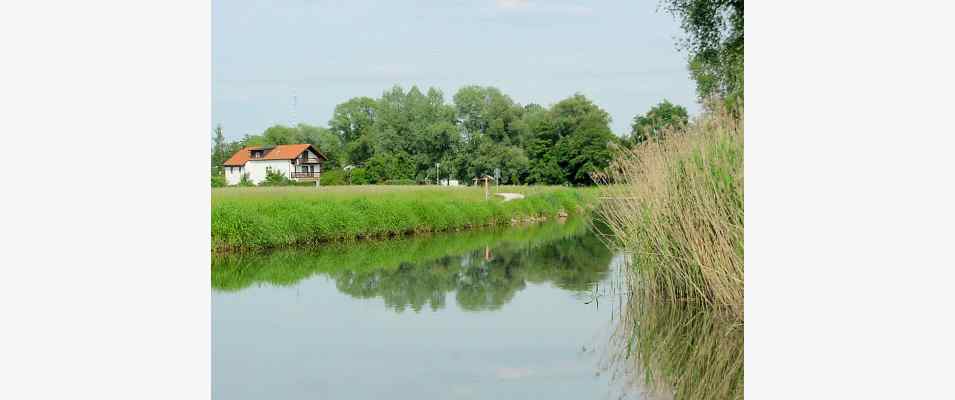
212,218 -> 613,312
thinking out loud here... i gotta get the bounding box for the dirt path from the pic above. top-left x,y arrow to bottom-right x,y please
495,192 -> 525,202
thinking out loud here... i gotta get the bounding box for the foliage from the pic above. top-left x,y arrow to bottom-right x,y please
365,152 -> 416,184
320,170 -> 346,186
211,86 -> 618,186
628,100 -> 690,145
297,124 -> 344,169
211,174 -> 226,188
663,0 -> 744,104
211,185 -> 594,251
259,168 -> 294,186
525,94 -> 616,185
329,97 -> 378,164
349,168 -> 370,185
211,124 -> 242,176
238,172 -> 254,187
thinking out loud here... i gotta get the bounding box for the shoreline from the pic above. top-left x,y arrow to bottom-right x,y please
212,186 -> 593,253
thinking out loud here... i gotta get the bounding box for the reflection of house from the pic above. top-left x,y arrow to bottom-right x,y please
223,144 -> 327,185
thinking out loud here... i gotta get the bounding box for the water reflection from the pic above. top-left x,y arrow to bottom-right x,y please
213,217 -> 612,312
213,219 -> 630,400
605,266 -> 744,400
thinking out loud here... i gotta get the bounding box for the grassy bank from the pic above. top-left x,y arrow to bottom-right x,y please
598,107 -> 743,318
212,185 -> 596,251
213,216 -> 593,291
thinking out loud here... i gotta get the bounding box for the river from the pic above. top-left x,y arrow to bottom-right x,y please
212,218 -> 643,399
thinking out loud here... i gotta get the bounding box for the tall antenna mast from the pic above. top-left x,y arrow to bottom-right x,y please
291,90 -> 298,127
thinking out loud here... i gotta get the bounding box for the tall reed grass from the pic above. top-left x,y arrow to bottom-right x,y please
597,107 -> 743,318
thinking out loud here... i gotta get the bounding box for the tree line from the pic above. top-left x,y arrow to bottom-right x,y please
212,85 -> 690,186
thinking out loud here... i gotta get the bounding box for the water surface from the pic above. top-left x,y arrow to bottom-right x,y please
212,219 -> 635,399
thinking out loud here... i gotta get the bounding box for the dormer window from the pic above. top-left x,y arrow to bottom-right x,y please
251,150 -> 264,159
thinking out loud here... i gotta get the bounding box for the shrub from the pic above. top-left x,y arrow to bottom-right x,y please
321,170 -> 346,186
259,168 -> 296,186
211,174 -> 226,188
238,172 -> 254,187
349,168 -> 370,185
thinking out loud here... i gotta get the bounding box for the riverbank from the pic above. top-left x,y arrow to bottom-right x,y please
212,185 -> 596,251
213,216 -> 597,292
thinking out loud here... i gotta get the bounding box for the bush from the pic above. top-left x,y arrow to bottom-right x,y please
238,172 -> 254,187
321,170 -> 346,186
211,174 -> 226,188
259,168 -> 296,186
349,168 -> 370,185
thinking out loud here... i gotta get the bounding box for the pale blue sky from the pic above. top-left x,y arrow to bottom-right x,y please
213,0 -> 698,141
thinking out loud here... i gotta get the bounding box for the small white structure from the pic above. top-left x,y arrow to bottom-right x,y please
223,144 -> 327,185
439,179 -> 461,186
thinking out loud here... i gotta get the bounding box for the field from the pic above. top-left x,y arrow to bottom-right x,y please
212,185 -> 596,251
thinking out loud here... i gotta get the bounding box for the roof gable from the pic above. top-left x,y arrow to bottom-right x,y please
222,144 -> 327,166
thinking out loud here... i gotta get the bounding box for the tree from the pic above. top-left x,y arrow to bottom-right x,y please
663,0 -> 744,103
298,123 -> 344,169
211,124 -> 227,175
628,100 -> 689,145
524,94 -> 615,185
329,96 -> 377,163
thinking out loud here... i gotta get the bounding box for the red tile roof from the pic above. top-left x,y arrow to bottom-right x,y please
222,144 -> 326,166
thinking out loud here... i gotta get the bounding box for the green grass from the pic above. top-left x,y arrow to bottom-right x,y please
212,185 -> 597,251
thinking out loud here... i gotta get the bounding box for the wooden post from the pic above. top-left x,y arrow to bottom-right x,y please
484,177 -> 489,201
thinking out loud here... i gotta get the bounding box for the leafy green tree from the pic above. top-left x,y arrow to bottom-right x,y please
628,100 -> 689,145
328,96 -> 377,163
663,0 -> 744,103
453,86 -> 523,144
262,125 -> 303,145
366,152 -> 416,183
524,94 -> 614,185
211,124 -> 227,175
298,123 -> 344,169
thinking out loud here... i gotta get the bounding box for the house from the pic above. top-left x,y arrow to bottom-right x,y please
222,144 -> 327,185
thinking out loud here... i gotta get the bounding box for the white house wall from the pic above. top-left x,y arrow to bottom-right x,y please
246,160 -> 292,184
224,166 -> 245,185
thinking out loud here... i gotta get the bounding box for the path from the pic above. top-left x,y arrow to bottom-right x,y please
495,192 -> 525,202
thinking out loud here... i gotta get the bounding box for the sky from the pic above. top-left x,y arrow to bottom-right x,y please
213,0 -> 698,141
